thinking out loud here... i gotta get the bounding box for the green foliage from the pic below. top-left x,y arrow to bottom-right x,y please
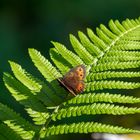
0,123 -> 21,140
0,103 -> 36,140
51,103 -> 140,121
44,122 -> 140,137
3,72 -> 50,125
67,93 -> 140,104
1,17 -> 140,139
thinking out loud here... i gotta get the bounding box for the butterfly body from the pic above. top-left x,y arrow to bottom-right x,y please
58,65 -> 86,96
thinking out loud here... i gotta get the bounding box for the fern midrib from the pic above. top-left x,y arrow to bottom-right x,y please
89,24 -> 140,72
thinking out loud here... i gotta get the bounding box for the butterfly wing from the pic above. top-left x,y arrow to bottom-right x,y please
74,65 -> 86,80
58,65 -> 86,96
58,78 -> 77,96
63,65 -> 85,80
74,81 -> 85,93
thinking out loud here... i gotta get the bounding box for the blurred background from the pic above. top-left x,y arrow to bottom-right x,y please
0,0 -> 140,139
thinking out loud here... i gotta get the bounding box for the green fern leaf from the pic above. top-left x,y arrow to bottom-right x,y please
67,93 -> 140,104
70,34 -> 94,64
0,123 -> 21,140
51,103 -> 140,121
50,48 -> 72,74
0,103 -> 36,139
51,41 -> 84,66
2,17 -> 140,139
44,122 -> 140,137
86,71 -> 140,81
86,81 -> 140,91
91,61 -> 140,72
28,48 -> 61,82
78,31 -> 102,56
29,48 -> 67,100
3,73 -> 49,125
9,61 -> 42,92
46,17 -> 140,136
8,61 -> 64,106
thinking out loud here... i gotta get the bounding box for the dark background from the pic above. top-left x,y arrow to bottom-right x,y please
0,0 -> 140,139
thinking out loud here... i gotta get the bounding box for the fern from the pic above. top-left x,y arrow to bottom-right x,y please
3,73 -> 50,125
67,93 -> 140,104
0,103 -> 36,139
51,103 -> 140,121
44,122 -> 140,137
0,123 -> 21,140
2,17 -> 140,139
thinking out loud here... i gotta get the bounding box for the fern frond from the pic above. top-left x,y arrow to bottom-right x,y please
50,48 -> 71,74
87,71 -> 140,81
109,20 -> 122,35
91,61 -> 140,72
96,27 -> 112,44
122,19 -> 137,29
78,31 -> 102,56
3,17 -> 140,139
86,81 -> 140,91
51,103 -> 140,121
52,41 -> 84,66
8,61 -> 63,106
100,48 -> 140,63
0,123 -> 21,140
113,41 -> 140,50
67,93 -> 140,104
87,28 -> 108,51
44,122 -> 140,137
28,48 -> 61,82
29,48 -> 67,99
70,34 -> 94,64
99,24 -> 117,39
0,103 -> 36,140
31,17 -> 140,137
9,61 -> 42,92
100,56 -> 140,62
107,50 -> 140,58
3,73 -> 49,125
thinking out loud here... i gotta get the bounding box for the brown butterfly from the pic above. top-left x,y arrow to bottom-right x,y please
58,65 -> 86,96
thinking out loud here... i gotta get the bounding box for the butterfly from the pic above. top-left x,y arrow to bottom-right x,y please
58,65 -> 86,96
